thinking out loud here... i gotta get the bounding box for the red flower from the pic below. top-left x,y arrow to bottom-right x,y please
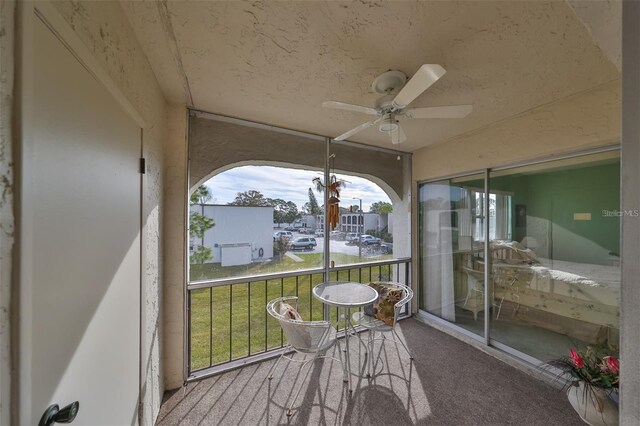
570,349 -> 585,368
604,356 -> 620,374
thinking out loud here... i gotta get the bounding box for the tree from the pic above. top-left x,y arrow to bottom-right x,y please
273,199 -> 300,226
190,184 -> 213,205
273,236 -> 290,259
282,201 -> 300,224
189,185 -> 215,271
190,245 -> 213,268
228,190 -> 271,206
370,201 -> 393,214
271,198 -> 289,226
190,210 -> 215,242
306,188 -> 322,215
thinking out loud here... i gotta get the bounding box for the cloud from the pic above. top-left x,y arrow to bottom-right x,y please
205,165 -> 390,211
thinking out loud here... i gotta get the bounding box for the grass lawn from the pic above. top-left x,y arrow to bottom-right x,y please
189,252 -> 396,371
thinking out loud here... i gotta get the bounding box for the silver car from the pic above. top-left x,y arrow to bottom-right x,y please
290,237 -> 317,250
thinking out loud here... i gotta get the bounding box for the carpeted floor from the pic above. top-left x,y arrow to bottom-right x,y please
156,319 -> 584,425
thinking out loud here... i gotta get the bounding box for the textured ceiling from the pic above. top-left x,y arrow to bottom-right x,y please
122,1 -> 620,152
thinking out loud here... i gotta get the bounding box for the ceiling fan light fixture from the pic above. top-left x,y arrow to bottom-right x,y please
379,121 -> 399,133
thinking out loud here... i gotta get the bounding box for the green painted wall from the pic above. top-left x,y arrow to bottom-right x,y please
491,162 -> 620,264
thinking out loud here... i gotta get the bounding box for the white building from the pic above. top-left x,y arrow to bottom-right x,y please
339,212 -> 390,234
300,214 -> 318,230
191,205 -> 274,266
303,211 -> 391,234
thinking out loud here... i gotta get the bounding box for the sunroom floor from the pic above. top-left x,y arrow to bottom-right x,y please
156,319 -> 583,425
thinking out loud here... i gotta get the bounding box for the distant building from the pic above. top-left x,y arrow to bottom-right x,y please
302,211 -> 391,234
190,205 -> 274,266
339,212 -> 389,234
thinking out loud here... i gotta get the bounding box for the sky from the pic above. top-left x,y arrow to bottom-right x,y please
204,165 -> 391,212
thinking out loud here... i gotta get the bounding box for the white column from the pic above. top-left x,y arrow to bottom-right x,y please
621,1 -> 640,423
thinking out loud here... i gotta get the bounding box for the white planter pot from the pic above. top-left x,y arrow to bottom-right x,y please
567,382 -> 618,426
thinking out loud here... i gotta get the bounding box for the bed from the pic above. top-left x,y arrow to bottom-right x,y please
485,241 -> 620,340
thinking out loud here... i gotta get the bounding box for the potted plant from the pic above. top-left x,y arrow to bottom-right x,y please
547,346 -> 619,426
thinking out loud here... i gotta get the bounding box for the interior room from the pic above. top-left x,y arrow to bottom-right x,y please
420,152 -> 621,362
1,1 -> 639,425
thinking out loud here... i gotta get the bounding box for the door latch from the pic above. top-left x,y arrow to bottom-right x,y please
39,401 -> 79,426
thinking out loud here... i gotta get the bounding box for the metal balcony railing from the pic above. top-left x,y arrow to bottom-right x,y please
187,258 -> 411,379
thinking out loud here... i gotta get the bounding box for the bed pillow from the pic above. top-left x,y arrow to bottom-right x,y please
364,282 -> 404,326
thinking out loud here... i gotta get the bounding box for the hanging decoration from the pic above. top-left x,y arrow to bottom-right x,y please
312,157 -> 346,231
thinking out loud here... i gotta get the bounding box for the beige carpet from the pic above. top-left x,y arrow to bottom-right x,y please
156,319 -> 584,425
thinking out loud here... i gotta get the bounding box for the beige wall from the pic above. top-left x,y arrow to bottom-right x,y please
51,2 -> 167,424
413,80 -> 620,181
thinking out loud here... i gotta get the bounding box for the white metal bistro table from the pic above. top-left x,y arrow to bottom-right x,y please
312,281 -> 379,390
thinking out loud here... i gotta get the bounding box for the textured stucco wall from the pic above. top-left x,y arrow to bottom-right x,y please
566,0 -> 621,71
189,114 -> 406,200
412,80 -> 620,182
51,1 -> 167,424
163,104 -> 187,390
0,1 -> 14,424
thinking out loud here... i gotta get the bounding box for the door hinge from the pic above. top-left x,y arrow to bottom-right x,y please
140,158 -> 146,174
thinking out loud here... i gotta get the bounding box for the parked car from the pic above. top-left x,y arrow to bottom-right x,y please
381,243 -> 393,254
346,233 -> 361,244
330,230 -> 345,240
284,226 -> 297,231
290,237 -> 317,250
273,231 -> 293,241
314,229 -> 324,237
358,235 -> 381,246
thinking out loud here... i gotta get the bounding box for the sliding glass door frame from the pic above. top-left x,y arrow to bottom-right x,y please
483,169 -> 490,346
417,143 -> 621,364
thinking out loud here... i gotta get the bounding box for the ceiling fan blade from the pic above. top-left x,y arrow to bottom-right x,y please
390,124 -> 407,145
392,64 -> 446,109
404,105 -> 473,119
334,116 -> 384,141
322,101 -> 378,116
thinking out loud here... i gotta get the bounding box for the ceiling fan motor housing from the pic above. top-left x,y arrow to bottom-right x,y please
374,94 -> 397,112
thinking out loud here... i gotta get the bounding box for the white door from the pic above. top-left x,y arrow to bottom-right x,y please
19,11 -> 142,425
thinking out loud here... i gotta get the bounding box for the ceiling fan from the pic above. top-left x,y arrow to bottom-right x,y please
323,64 -> 473,144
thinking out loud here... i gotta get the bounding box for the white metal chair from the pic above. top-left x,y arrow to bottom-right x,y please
463,265 -> 519,320
266,296 -> 346,417
351,282 -> 414,378
492,265 -> 520,319
462,267 -> 485,320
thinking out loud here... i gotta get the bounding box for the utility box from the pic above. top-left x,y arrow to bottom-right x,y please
220,243 -> 252,267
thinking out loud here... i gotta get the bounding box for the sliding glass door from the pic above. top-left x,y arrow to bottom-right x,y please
488,151 -> 620,361
418,173 -> 486,338
419,150 -> 621,362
